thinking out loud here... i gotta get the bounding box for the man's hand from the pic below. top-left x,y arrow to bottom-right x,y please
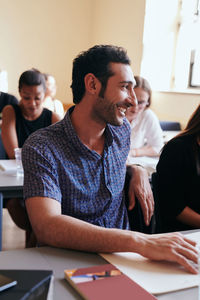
128,165 -> 154,226
136,232 -> 199,274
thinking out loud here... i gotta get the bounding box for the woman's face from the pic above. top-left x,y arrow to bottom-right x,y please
126,87 -> 149,123
19,84 -> 45,119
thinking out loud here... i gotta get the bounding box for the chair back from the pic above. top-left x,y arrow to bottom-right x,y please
160,121 -> 181,131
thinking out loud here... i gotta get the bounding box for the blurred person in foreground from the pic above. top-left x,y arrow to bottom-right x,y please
154,104 -> 200,233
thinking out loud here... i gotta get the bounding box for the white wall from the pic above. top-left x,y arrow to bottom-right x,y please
152,91 -> 200,128
91,0 -> 145,75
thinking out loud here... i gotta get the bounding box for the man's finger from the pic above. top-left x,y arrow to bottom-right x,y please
139,197 -> 149,226
128,191 -> 136,210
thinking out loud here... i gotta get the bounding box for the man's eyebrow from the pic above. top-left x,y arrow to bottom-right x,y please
119,81 -> 134,84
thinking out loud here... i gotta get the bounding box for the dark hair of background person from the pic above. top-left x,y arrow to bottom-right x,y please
71,45 -> 131,104
134,76 -> 152,108
18,68 -> 46,92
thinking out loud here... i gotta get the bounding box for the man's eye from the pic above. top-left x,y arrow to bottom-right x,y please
122,85 -> 129,89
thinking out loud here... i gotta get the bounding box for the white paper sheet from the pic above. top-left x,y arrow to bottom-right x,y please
0,159 -> 17,172
100,232 -> 200,295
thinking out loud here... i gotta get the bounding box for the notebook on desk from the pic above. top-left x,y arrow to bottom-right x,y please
64,263 -> 157,300
0,270 -> 53,300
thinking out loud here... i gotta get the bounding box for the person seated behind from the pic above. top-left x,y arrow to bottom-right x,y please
22,45 -> 198,274
126,76 -> 164,158
43,73 -> 65,118
155,104 -> 200,233
1,68 -> 61,246
0,91 -> 18,127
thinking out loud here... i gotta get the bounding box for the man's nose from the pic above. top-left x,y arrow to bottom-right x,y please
130,89 -> 138,107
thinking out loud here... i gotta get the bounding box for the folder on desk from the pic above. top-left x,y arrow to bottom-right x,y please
64,263 -> 157,300
0,270 -> 53,300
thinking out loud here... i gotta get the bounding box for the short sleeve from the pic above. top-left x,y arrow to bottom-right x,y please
22,136 -> 62,202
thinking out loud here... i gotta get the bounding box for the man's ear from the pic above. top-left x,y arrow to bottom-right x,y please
84,73 -> 100,95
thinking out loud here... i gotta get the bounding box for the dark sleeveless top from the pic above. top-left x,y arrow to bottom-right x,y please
12,104 -> 52,147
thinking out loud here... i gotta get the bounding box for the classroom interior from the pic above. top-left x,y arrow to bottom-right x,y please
1,0 -> 200,250
1,0 -> 200,128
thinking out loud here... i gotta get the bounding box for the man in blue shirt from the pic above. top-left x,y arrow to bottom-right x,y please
23,45 -> 198,274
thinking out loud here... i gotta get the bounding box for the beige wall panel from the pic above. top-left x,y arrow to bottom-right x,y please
91,0 -> 145,75
151,91 -> 200,128
0,0 -> 92,103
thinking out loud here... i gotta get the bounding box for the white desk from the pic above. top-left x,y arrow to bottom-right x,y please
0,169 -> 23,250
163,130 -> 180,143
0,246 -> 198,300
0,170 -> 23,199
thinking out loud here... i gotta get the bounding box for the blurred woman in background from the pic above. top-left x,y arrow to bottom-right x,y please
43,73 -> 65,118
126,76 -> 163,159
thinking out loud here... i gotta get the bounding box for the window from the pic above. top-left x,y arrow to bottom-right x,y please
141,0 -> 200,92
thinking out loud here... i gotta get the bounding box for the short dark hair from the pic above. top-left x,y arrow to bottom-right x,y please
134,76 -> 152,108
18,68 -> 46,92
71,45 -> 131,104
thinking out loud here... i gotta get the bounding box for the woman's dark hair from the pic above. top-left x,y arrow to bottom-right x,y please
71,44 -> 131,104
18,68 -> 46,91
134,76 -> 152,108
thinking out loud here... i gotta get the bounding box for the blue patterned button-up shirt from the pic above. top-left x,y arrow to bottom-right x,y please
22,106 -> 131,229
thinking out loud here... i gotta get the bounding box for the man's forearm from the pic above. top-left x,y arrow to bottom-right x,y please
37,214 -> 140,253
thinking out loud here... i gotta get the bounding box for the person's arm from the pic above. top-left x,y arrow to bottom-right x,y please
130,146 -> 159,157
1,105 -> 18,158
127,165 -> 154,226
177,206 -> 200,227
26,196 -> 199,274
129,110 -> 164,158
51,112 -> 62,124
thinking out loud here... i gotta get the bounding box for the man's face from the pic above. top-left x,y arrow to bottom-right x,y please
93,63 -> 137,126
